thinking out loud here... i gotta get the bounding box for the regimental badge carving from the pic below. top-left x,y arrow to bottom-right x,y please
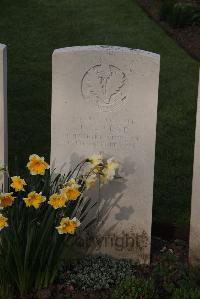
81,64 -> 127,112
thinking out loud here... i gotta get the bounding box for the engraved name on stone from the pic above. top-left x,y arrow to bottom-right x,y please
64,116 -> 137,151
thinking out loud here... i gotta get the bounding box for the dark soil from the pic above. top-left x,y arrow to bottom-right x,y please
136,0 -> 200,61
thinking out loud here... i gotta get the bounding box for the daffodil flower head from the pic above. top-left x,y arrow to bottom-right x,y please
107,158 -> 119,169
56,217 -> 80,234
101,158 -> 119,184
0,214 -> 8,231
23,191 -> 46,209
88,153 -> 103,167
61,185 -> 81,201
85,173 -> 97,190
0,192 -> 15,209
64,178 -> 80,189
27,154 -> 49,175
48,193 -> 67,209
11,176 -> 27,192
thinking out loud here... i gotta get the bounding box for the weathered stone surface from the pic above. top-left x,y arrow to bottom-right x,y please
51,46 -> 160,263
0,44 -> 7,191
190,70 -> 200,265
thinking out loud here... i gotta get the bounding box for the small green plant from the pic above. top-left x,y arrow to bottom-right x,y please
112,276 -> 157,299
152,251 -> 188,296
172,3 -> 200,27
172,288 -> 200,299
191,9 -> 200,24
62,255 -> 135,290
160,0 -> 200,27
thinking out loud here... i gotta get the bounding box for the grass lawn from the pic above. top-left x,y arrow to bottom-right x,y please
0,0 -> 199,233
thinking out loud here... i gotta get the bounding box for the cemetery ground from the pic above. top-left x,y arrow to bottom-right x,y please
0,0 -> 200,298
3,240 -> 200,299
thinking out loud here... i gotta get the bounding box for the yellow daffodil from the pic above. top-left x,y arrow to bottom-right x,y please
0,214 -> 8,231
0,193 -> 15,209
85,174 -> 97,189
10,176 -> 27,192
106,158 -> 119,171
48,193 -> 67,209
88,153 -> 103,167
101,158 -> 119,183
56,217 -> 80,234
27,154 -> 49,175
62,185 -> 81,201
23,191 -> 46,209
64,178 -> 80,189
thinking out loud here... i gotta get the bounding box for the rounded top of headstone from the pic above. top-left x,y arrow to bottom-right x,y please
0,43 -> 6,50
53,45 -> 160,61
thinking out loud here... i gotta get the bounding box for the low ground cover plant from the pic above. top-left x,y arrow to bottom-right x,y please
0,153 -> 119,299
61,255 -> 135,290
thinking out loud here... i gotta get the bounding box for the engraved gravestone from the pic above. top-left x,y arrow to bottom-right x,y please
51,46 -> 160,263
0,44 -> 7,191
189,70 -> 200,265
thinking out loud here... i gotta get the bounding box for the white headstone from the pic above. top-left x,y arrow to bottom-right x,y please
0,44 -> 7,191
189,70 -> 200,265
51,46 -> 160,263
